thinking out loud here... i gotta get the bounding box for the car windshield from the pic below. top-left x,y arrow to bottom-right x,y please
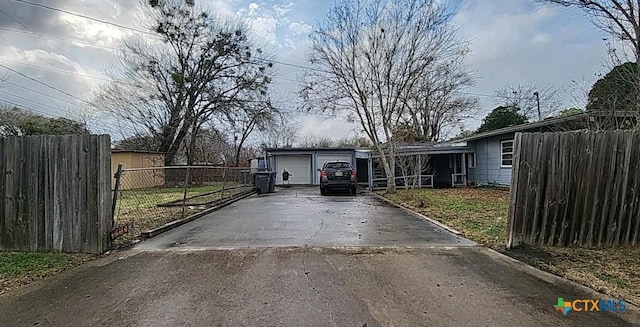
324,162 -> 351,169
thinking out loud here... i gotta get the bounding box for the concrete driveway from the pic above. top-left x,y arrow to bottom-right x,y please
1,187 -> 638,326
136,187 -> 473,250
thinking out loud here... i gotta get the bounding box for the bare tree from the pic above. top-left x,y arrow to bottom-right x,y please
214,99 -> 280,166
540,1 -> 640,119
400,48 -> 477,141
260,120 -> 297,149
494,83 -> 562,120
302,0 -> 469,193
396,153 -> 431,190
94,0 -> 273,166
541,1 -> 640,60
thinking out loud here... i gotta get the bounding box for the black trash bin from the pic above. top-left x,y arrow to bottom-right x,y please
268,171 -> 276,192
254,172 -> 271,194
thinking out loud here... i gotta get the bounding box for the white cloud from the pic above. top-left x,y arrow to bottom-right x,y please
289,22 -> 312,36
248,2 -> 259,15
452,0 -> 609,129
300,115 -> 356,140
244,16 -> 278,45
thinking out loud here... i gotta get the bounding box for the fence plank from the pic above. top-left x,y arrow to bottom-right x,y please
614,131 -> 633,245
506,133 -> 523,248
509,131 -> 640,248
0,137 -> 5,251
0,135 -> 111,253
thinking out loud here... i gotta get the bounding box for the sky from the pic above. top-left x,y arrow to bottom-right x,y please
0,0 -> 612,142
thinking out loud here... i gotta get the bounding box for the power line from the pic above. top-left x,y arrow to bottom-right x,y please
0,7 -> 83,64
6,81 -> 79,106
0,89 -> 69,114
13,0 -> 158,37
0,26 -> 120,51
0,63 -> 93,106
0,58 -> 132,85
0,97 -> 59,118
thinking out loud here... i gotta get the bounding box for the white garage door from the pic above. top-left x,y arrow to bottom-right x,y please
276,155 -> 311,185
316,154 -> 353,171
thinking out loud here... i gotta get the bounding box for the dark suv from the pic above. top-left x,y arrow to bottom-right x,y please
318,160 -> 357,195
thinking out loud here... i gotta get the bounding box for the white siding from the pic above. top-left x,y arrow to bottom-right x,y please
469,133 -> 514,186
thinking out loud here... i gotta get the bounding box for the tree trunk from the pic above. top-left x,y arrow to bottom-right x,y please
377,146 -> 396,194
234,144 -> 242,167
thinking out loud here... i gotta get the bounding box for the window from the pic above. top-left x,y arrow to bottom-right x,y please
501,140 -> 514,167
324,162 -> 352,169
467,153 -> 476,168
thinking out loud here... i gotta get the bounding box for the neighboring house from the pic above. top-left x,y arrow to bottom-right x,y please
439,111 -> 638,187
264,112 -> 639,189
111,150 -> 165,190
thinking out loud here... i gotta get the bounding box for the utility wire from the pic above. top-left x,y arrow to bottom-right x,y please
13,0 -> 158,37
0,7 -> 84,64
0,59 -> 134,86
0,89 -> 70,114
6,81 -> 79,107
0,97 -> 58,117
0,27 -> 120,51
0,63 -> 93,106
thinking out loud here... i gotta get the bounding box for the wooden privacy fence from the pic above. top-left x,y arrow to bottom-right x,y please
0,135 -> 112,253
507,131 -> 640,248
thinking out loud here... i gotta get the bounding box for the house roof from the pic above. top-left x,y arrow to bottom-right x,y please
455,111 -> 640,143
266,147 -> 359,153
454,114 -> 587,143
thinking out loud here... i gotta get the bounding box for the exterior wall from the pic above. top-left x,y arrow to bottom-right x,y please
468,133 -> 515,186
269,150 -> 356,185
111,152 -> 165,190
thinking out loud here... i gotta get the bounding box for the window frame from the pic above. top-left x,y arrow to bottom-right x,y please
501,140 -> 514,168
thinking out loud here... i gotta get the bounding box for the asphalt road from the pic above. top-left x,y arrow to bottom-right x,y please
1,187 -> 638,326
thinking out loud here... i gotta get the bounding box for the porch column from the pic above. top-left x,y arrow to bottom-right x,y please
461,152 -> 467,186
417,154 -> 422,188
367,156 -> 373,191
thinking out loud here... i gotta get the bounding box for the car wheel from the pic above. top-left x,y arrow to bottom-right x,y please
320,187 -> 326,195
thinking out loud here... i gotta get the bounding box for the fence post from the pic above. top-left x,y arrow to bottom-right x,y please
111,163 -> 123,228
181,166 -> 191,219
220,166 -> 227,200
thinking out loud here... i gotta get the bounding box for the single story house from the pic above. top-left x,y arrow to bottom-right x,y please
266,112 -> 638,189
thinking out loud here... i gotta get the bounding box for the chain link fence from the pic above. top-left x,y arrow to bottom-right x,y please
111,166 -> 255,247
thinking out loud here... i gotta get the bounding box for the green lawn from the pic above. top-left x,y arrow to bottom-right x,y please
381,187 -> 640,305
117,183 -> 242,210
0,252 -> 94,294
382,188 -> 509,246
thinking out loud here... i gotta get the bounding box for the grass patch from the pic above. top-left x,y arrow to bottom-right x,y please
0,252 -> 94,294
113,184 -> 252,247
381,187 -> 640,305
505,245 -> 640,305
382,188 -> 509,246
